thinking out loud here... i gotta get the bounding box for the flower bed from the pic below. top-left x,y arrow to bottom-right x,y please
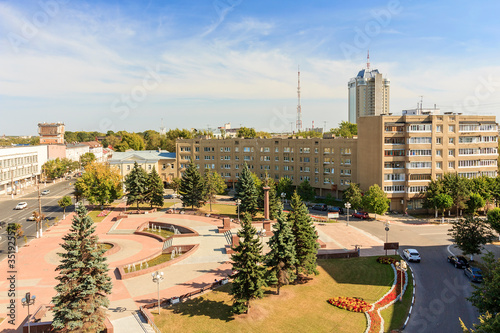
327,296 -> 371,313
376,256 -> 397,265
97,210 -> 110,217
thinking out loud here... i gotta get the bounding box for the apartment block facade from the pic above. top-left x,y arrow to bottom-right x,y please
358,114 -> 498,211
176,136 -> 358,198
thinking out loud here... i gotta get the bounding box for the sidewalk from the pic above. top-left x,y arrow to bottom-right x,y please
0,179 -> 61,203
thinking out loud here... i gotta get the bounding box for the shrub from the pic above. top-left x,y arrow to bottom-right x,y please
376,256 -> 397,265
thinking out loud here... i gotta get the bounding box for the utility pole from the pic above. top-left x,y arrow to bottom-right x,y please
37,175 -> 42,238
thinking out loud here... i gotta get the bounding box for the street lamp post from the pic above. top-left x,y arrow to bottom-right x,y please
22,292 -> 36,333
344,202 -> 351,226
281,192 -> 286,206
384,221 -> 390,256
235,199 -> 241,222
151,271 -> 164,314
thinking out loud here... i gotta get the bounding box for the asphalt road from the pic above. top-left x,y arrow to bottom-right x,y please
349,218 -> 481,333
0,179 -> 75,261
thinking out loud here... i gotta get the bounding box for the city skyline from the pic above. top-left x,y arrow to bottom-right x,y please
2,0 -> 500,135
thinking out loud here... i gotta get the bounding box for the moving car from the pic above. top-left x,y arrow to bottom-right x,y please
27,214 -> 36,221
403,249 -> 421,262
41,189 -> 50,195
15,202 -> 28,210
352,211 -> 369,219
464,267 -> 483,283
312,204 -> 328,211
447,255 -> 469,269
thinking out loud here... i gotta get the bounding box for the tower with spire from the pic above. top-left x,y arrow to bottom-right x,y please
347,51 -> 390,124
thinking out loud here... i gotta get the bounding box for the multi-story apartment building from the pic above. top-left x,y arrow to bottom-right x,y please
176,136 -> 358,198
0,145 -> 48,196
348,68 -> 390,124
358,113 -> 498,211
38,122 -> 65,144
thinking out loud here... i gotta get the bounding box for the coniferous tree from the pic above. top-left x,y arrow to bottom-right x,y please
231,213 -> 266,314
52,204 -> 112,332
267,178 -> 280,220
288,191 -> 319,277
179,162 -> 204,209
266,203 -> 297,294
235,163 -> 259,216
124,161 -> 149,209
203,169 -> 227,212
148,166 -> 164,208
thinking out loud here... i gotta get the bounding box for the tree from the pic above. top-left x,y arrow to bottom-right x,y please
148,166 -> 164,208
288,191 -> 319,277
203,169 -> 227,212
362,184 -> 389,218
434,193 -> 453,223
171,177 -> 182,194
277,177 -> 293,200
121,132 -> 145,151
75,162 -> 123,207
235,163 -> 259,216
461,312 -> 500,333
296,130 -> 322,138
80,152 -> 96,168
448,216 -> 495,261
267,178 -> 280,220
487,208 -> 500,240
179,162 -> 205,209
424,179 -> 446,218
124,161 -> 149,209
472,177 -> 494,211
443,173 -> 471,217
58,196 -> 72,219
230,213 -> 266,314
467,193 -> 486,215
7,223 -> 23,251
330,121 -> 358,138
266,204 -> 297,294
51,204 -> 112,332
297,179 -> 315,203
468,252 -> 500,315
343,183 -> 363,210
237,127 -> 257,138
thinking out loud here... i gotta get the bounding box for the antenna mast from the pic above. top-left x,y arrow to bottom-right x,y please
367,50 -> 370,70
296,66 -> 302,132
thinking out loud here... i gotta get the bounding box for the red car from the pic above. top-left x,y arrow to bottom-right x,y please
352,211 -> 369,219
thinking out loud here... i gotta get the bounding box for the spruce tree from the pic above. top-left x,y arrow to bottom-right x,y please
266,203 -> 297,294
52,203 -> 112,332
125,161 -> 149,209
179,161 -> 204,209
235,163 -> 258,216
267,178 -> 280,220
148,166 -> 164,208
288,191 -> 319,277
231,213 -> 266,314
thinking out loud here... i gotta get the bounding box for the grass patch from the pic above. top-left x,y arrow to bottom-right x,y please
381,262 -> 414,331
123,253 -> 173,273
98,243 -> 113,252
87,209 -> 111,223
144,228 -> 175,239
152,257 -> 398,333
197,204 -> 265,220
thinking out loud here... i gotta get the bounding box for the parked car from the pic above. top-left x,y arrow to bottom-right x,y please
352,211 -> 369,219
312,204 -> 328,211
403,249 -> 421,262
464,267 -> 483,283
65,176 -> 72,180
0,221 -> 6,229
41,189 -> 50,195
15,202 -> 28,210
447,255 -> 469,269
328,206 -> 344,214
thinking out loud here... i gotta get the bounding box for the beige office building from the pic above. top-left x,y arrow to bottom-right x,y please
358,113 -> 498,211
176,136 -> 358,198
348,68 -> 390,124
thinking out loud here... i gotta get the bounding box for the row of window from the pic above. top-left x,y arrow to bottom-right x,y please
385,136 -> 498,145
383,185 -> 428,193
458,160 -> 497,168
184,146 -> 352,154
459,148 -> 498,155
0,165 -> 39,181
0,155 -> 39,169
384,148 -> 498,157
183,155 -> 351,165
385,123 -> 498,133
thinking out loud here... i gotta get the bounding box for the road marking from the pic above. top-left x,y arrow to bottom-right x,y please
447,244 -> 455,256
419,232 -> 448,235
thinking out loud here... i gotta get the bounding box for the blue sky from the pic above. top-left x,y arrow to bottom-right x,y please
2,0 -> 500,135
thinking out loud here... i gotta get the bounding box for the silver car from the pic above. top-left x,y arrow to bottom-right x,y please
403,249 -> 421,262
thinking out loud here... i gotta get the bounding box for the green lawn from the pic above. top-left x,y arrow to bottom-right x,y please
144,228 -> 175,239
98,243 -> 113,252
381,262 -> 414,331
124,253 -> 173,273
87,209 -> 111,222
198,204 -> 265,220
152,257 -> 406,333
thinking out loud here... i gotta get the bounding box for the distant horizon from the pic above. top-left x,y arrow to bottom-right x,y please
2,0 -> 500,135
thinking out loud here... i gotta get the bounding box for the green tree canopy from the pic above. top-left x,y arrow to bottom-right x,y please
362,184 -> 389,217
124,161 -> 149,208
235,163 -> 259,216
288,191 -> 319,277
330,121 -> 357,138
467,193 -> 486,215
80,152 -> 96,168
266,203 -> 297,294
179,162 -> 205,209
203,169 -> 227,212
75,162 -> 123,206
487,208 -> 500,240
51,204 -> 112,332
467,252 -> 500,316
343,183 -> 363,210
277,177 -> 293,200
148,166 -> 164,208
434,193 -> 453,219
237,127 -> 257,138
58,196 -> 73,216
297,179 -> 315,202
230,213 -> 266,314
448,216 -> 495,260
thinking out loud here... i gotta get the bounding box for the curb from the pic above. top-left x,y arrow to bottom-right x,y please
400,254 -> 416,331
